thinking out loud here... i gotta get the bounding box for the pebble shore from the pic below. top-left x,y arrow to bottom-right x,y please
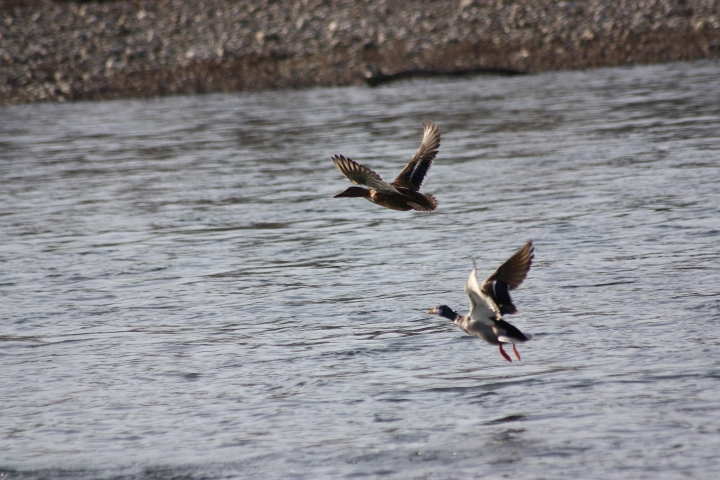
1,0 -> 719,105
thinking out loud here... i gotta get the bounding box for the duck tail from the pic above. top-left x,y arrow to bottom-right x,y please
411,193 -> 438,212
496,319 -> 532,343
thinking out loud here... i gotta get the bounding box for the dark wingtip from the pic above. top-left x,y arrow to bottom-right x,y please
527,240 -> 535,266
332,154 -> 353,164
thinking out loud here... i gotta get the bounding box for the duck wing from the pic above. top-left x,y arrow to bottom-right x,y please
465,260 -> 500,326
391,121 -> 440,192
332,155 -> 401,194
480,241 -> 534,315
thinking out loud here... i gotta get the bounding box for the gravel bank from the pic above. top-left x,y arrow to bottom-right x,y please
1,0 -> 719,105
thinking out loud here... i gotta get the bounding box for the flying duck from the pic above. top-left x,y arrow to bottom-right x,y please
428,241 -> 534,362
331,121 -> 440,212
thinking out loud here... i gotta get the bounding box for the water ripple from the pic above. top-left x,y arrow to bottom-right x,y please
1,60 -> 720,479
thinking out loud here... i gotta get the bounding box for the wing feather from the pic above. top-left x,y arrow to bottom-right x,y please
481,241 -> 534,292
332,155 -> 401,194
465,260 -> 499,326
480,241 -> 534,314
391,121 -> 440,191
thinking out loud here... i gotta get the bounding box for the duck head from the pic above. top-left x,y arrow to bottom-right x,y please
427,305 -> 460,321
334,186 -> 370,198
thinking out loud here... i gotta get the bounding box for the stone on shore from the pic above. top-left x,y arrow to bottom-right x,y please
1,0 -> 719,104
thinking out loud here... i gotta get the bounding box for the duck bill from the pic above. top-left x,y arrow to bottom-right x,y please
427,308 -> 438,314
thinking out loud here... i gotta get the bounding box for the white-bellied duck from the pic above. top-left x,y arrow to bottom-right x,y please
428,241 -> 534,362
332,121 -> 440,212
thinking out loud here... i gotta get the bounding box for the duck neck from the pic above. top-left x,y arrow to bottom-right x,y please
340,186 -> 371,198
440,308 -> 461,322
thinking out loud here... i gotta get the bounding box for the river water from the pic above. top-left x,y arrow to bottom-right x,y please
2,60 -> 720,479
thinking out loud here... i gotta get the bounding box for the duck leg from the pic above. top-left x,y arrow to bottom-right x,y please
498,344 -> 512,362
512,343 -> 521,361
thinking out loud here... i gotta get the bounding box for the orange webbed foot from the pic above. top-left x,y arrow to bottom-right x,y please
512,343 -> 521,361
499,344 -> 512,362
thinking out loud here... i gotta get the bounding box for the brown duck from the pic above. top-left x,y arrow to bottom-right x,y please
332,122 -> 440,212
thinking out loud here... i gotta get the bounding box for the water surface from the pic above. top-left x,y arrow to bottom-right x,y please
2,61 -> 720,479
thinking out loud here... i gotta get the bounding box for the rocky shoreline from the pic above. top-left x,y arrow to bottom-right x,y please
1,0 -> 719,105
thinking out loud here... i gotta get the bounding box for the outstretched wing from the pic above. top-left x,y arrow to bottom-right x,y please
465,260 -> 499,326
332,155 -> 401,194
480,241 -> 534,315
391,121 -> 440,192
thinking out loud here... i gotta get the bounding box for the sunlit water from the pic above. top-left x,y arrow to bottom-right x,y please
2,60 -> 720,479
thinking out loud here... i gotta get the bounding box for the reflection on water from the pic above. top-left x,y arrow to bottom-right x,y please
1,60 -> 720,479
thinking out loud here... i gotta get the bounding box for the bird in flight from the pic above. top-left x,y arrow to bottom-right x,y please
332,121 -> 440,212
428,241 -> 535,362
